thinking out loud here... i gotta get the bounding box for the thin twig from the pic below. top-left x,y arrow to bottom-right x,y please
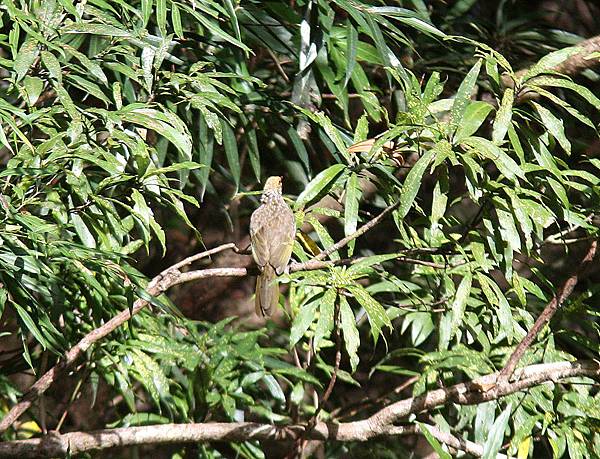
266,48 -> 290,83
313,200 -> 401,261
294,303 -> 342,458
170,242 -> 242,271
312,303 -> 342,418
497,240 -> 597,383
338,375 -> 419,420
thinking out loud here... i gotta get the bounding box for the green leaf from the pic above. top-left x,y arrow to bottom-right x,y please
309,217 -> 340,261
344,173 -> 360,256
344,22 -> 358,88
454,101 -> 494,142
221,120 -> 240,189
262,375 -> 285,403
180,4 -> 251,53
156,0 -> 167,36
295,164 -> 346,210
314,289 -> 336,350
13,302 -> 49,349
119,107 -> 192,160
0,288 -> 6,318
347,285 -> 391,343
395,16 -> 447,38
41,50 -> 62,82
450,59 -> 482,134
14,39 -> 39,82
144,161 -> 202,178
63,45 -> 108,86
131,349 -> 170,407
171,4 -> 183,38
340,296 -> 359,372
445,273 -> 472,349
532,102 -> 571,154
482,404 -> 512,459
397,147 -> 436,219
71,213 -> 96,248
21,76 -> 44,106
66,75 -> 111,105
287,126 -> 310,175
245,127 -> 261,181
62,22 -> 131,37
289,298 -> 319,347
492,88 -> 514,144
531,75 -> 600,111
295,108 -> 350,162
463,136 -> 525,181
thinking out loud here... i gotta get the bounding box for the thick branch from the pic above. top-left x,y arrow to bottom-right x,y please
365,360 -> 599,430
498,240 -> 596,382
546,34 -> 600,77
0,360 -> 595,458
501,34 -> 600,104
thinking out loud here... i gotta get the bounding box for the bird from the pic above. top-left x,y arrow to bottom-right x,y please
249,176 -> 296,316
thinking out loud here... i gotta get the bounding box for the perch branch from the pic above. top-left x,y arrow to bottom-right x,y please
0,242 -> 446,433
314,200 -> 401,261
0,243 -> 242,434
1,360 -> 595,458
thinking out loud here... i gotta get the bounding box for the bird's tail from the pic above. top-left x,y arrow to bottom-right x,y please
255,264 -> 278,316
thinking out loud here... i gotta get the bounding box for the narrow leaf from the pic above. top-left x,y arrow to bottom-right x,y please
451,59 -> 482,134
295,164 -> 345,210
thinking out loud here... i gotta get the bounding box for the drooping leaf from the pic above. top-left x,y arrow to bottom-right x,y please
295,164 -> 346,210
482,404 -> 512,459
450,59 -> 482,134
492,88 -> 514,144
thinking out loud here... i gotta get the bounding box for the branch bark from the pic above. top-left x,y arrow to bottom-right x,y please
0,243 -> 242,434
364,360 -> 599,430
498,240 -> 596,382
1,360 -> 595,458
0,241 -> 443,434
541,34 -> 600,77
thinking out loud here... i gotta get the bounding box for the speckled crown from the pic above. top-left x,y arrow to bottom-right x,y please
263,176 -> 283,192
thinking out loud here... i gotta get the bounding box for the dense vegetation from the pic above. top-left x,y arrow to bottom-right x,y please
0,0 -> 599,458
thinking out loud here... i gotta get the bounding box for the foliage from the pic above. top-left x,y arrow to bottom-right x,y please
1,0 -> 599,458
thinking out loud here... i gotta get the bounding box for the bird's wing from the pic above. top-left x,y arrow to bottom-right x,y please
250,206 -> 271,268
268,207 -> 296,274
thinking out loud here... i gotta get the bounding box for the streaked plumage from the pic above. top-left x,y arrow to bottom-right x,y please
249,176 -> 296,316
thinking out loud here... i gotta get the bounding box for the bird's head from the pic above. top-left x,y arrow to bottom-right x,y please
260,176 -> 283,203
263,176 -> 283,192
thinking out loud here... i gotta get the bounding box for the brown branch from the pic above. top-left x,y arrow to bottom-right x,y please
0,243 -> 242,435
497,240 -> 597,383
313,200 -> 401,261
504,35 -> 600,104
365,360 -> 599,431
0,242 -> 446,434
1,360 -> 596,458
0,423 -> 415,458
0,422 -> 497,459
544,34 -> 600,77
